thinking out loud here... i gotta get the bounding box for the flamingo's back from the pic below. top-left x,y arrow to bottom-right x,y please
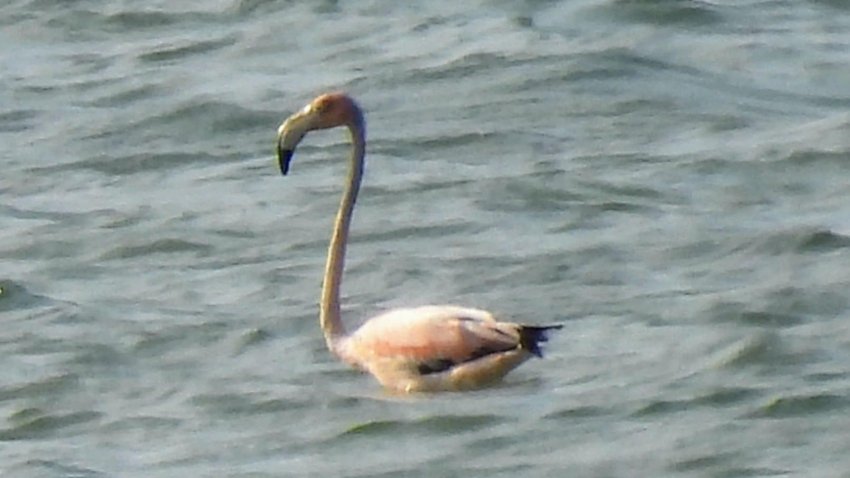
332,306 -> 561,392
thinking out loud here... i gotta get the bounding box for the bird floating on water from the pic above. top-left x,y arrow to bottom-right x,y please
275,92 -> 561,392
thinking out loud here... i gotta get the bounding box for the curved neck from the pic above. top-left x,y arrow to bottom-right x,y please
320,116 -> 365,348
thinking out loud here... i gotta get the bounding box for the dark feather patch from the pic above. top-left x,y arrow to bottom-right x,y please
519,325 -> 563,358
415,324 -> 563,375
417,358 -> 455,375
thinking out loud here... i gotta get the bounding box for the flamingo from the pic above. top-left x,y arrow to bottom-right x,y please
276,92 -> 561,392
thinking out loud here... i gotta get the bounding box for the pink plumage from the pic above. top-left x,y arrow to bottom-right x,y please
276,93 -> 561,392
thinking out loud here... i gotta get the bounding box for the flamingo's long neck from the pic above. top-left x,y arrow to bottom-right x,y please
320,112 -> 365,350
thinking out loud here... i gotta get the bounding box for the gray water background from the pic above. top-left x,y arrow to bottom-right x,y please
3,1 -> 850,476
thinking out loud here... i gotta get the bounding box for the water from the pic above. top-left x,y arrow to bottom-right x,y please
3,0 -> 850,476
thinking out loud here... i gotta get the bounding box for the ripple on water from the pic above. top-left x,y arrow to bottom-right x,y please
0,409 -> 101,441
749,392 -> 850,419
339,413 -> 502,437
0,373 -> 80,402
39,152 -> 203,176
0,109 -> 40,133
138,36 -> 239,64
132,100 -> 273,136
189,392 -> 313,417
0,280 -> 52,312
5,459 -> 108,478
706,284 -> 849,329
669,451 -> 742,475
99,238 -> 212,261
712,331 -> 798,371
706,301 -> 804,328
632,386 -> 763,417
731,227 -> 850,257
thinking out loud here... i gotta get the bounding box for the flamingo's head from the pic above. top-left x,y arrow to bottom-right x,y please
276,92 -> 364,175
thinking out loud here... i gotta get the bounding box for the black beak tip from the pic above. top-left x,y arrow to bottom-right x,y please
278,149 -> 293,176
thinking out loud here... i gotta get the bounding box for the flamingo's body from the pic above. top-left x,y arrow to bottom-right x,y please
276,93 -> 561,392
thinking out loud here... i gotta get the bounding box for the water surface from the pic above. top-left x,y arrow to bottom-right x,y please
3,1 -> 850,476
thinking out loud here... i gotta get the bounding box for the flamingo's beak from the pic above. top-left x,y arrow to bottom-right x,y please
276,104 -> 316,176
278,148 -> 294,175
